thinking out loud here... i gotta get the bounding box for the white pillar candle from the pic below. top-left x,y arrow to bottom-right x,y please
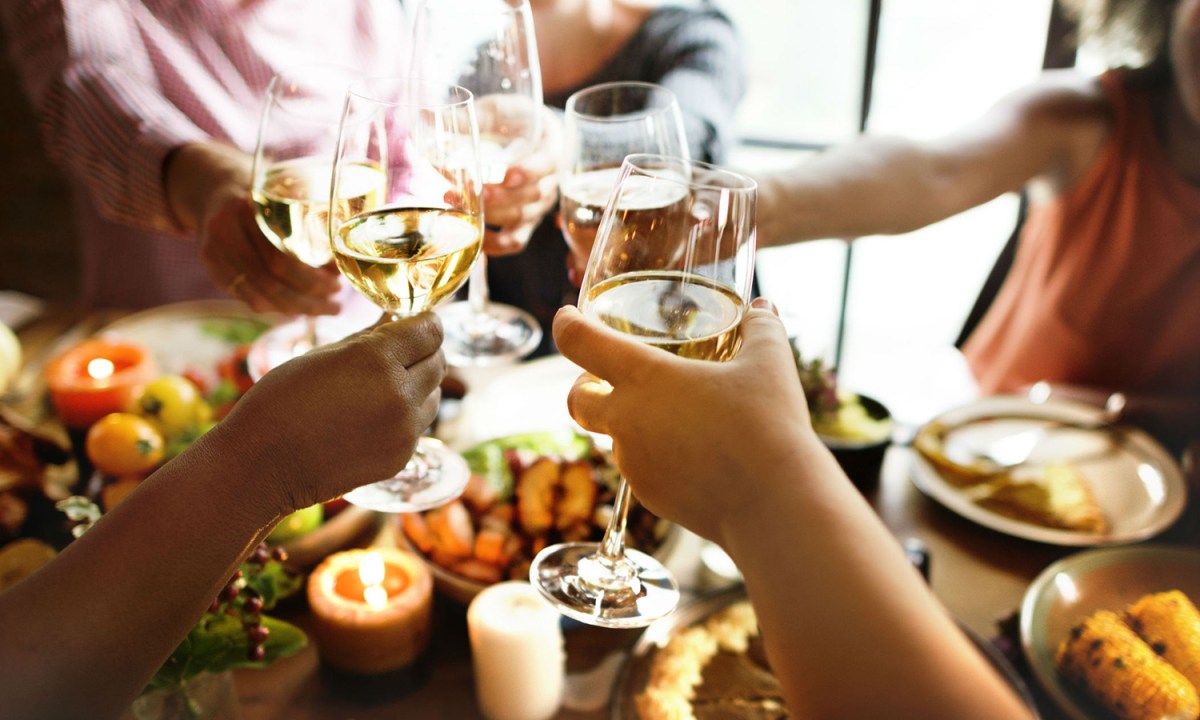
467,581 -> 565,720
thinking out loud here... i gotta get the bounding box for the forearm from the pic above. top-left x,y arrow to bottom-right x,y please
721,440 -> 1032,719
755,136 -> 977,247
0,428 -> 281,719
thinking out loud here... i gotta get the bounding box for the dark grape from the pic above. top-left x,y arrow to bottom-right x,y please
243,595 -> 263,615
247,625 -> 270,644
251,546 -> 270,565
247,645 -> 265,662
221,584 -> 239,602
270,546 -> 288,563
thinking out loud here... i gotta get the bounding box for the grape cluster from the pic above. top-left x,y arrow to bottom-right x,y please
208,542 -> 290,661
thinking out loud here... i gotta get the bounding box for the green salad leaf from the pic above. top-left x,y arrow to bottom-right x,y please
460,430 -> 594,499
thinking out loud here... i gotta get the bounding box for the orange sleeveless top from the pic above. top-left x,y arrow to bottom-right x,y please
963,71 -> 1200,399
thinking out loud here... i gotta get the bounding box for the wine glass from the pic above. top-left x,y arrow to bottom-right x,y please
330,77 -> 484,512
409,0 -> 544,365
247,65 -> 385,380
560,82 -> 690,283
531,154 -> 758,627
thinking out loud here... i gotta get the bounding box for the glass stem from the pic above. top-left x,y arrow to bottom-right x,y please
303,315 -> 320,350
598,477 -> 632,563
468,253 -> 491,321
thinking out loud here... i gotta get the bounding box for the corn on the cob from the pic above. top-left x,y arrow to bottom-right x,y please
1126,591 -> 1200,692
1055,610 -> 1199,720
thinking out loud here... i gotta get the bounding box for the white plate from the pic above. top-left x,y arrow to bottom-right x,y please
910,396 -> 1187,546
97,300 -> 275,377
1019,545 -> 1200,720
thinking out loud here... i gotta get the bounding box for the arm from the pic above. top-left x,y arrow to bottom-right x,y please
755,72 -> 1110,247
553,303 -> 1034,720
0,314 -> 445,719
0,1 -> 342,314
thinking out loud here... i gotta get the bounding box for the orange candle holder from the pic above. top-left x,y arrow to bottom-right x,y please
307,548 -> 433,675
45,339 -> 157,429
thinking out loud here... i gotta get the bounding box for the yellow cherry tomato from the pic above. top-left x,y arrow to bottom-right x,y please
133,375 -> 211,438
86,413 -> 165,476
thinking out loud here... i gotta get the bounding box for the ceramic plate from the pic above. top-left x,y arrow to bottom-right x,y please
611,585 -> 1040,719
910,396 -> 1186,546
97,300 -> 275,376
1019,545 -> 1200,720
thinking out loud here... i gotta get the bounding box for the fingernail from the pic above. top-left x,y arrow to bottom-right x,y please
751,297 -> 779,316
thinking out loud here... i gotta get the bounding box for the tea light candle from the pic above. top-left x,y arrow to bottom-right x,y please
306,548 -> 432,674
467,581 -> 565,720
45,339 -> 157,428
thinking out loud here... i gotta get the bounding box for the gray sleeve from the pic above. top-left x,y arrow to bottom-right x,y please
646,9 -> 746,163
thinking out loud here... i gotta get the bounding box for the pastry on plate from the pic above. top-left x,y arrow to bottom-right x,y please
637,601 -> 789,720
973,462 -> 1107,533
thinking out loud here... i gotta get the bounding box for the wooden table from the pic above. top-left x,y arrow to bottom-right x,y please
11,305 -> 1200,720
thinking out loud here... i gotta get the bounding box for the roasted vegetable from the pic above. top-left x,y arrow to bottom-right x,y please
556,460 -> 598,531
1126,591 -> 1200,692
1056,610 -> 1199,720
515,457 -> 560,535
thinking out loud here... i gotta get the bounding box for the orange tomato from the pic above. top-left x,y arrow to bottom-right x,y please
86,413 -> 165,476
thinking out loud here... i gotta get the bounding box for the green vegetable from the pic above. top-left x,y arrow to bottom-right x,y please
200,319 -> 269,346
143,552 -> 305,693
460,431 -> 593,498
147,614 -> 305,691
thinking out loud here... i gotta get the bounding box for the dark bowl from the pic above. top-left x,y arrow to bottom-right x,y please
818,394 -> 893,494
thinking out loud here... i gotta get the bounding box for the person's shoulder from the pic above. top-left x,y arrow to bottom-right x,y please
1003,70 -> 1113,133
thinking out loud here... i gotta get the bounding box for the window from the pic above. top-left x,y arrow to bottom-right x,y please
716,0 -> 1057,425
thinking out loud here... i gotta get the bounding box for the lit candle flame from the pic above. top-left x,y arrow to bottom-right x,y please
87,358 -> 115,380
359,552 -> 388,609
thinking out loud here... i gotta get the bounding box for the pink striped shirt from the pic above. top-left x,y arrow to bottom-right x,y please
1,0 -> 405,308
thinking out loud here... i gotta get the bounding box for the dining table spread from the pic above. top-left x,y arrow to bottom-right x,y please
6,300 -> 1199,720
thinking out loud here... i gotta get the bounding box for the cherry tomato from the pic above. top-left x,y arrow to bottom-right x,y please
86,413 -> 165,476
133,375 -> 212,438
217,346 -> 255,395
180,368 -> 212,396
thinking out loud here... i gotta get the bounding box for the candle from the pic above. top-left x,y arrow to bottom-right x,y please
306,548 -> 432,674
45,339 -> 157,428
467,581 -> 565,720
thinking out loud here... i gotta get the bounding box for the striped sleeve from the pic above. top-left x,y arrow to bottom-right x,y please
1,0 -> 207,234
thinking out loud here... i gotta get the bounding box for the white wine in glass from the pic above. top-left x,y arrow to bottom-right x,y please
330,77 -> 484,513
560,82 -> 690,281
410,0 -> 544,365
247,64 -> 386,379
531,154 -> 758,628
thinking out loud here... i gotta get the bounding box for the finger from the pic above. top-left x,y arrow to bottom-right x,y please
371,312 -> 446,367
565,372 -> 615,436
503,167 -> 527,188
552,305 -> 662,386
735,303 -> 796,370
415,388 -> 442,435
404,347 -> 449,403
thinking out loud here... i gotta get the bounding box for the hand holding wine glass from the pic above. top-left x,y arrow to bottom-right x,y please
410,0 -> 546,365
531,154 -> 758,627
329,77 -> 485,512
246,64 -> 386,378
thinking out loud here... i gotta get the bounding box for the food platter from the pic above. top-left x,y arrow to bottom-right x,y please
1019,545 -> 1200,720
396,430 -> 678,604
910,396 -> 1187,546
611,584 -> 1041,719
